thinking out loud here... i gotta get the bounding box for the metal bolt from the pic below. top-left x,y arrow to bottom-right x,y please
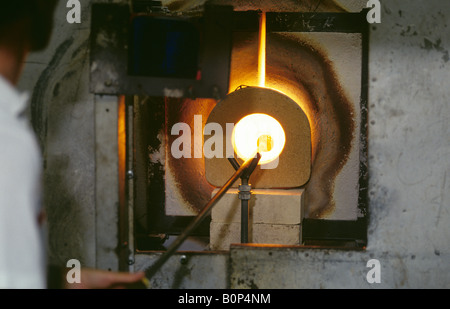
238,191 -> 251,200
238,184 -> 251,192
180,255 -> 188,265
187,86 -> 195,99
127,258 -> 135,265
212,86 -> 221,101
238,184 -> 252,200
127,170 -> 134,179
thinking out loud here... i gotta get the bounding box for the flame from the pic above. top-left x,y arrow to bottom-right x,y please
258,12 -> 266,87
230,13 -> 286,165
232,113 -> 286,165
118,95 -> 126,220
227,11 -> 314,164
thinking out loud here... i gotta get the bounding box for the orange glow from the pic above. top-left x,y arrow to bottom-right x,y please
258,12 -> 266,87
227,10 -> 316,157
118,95 -> 126,218
257,134 -> 273,152
232,113 -> 286,165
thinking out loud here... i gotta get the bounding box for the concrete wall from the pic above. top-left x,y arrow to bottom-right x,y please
18,0 -> 96,268
18,0 -> 450,288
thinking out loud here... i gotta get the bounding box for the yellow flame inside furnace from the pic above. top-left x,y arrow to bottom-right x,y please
232,113 -> 286,165
258,11 -> 266,87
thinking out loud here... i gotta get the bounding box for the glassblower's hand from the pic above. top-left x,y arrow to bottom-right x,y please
65,268 -> 147,289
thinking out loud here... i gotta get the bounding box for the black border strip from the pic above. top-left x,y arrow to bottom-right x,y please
266,11 -> 368,33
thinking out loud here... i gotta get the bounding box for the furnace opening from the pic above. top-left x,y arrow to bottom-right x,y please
232,113 -> 286,165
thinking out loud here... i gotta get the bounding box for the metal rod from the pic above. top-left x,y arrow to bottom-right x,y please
238,154 -> 260,243
145,154 -> 261,280
125,98 -> 135,272
241,198 -> 249,243
239,176 -> 252,244
228,157 -> 241,171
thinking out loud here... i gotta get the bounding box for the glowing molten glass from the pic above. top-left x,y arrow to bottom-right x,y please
232,113 -> 286,165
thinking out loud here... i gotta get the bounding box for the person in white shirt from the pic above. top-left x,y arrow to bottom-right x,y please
0,1 -> 145,289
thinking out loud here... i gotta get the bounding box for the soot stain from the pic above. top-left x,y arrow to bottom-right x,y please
267,33 -> 355,218
165,97 -> 216,213
31,37 -> 74,149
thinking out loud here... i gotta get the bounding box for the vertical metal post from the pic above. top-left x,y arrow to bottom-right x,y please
239,178 -> 251,243
94,95 -> 120,271
241,201 -> 249,243
125,98 -> 135,272
228,155 -> 260,244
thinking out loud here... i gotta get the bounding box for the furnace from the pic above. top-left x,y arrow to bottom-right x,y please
205,85 -> 311,249
89,0 -> 369,273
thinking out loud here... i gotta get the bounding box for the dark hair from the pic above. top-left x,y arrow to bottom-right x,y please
0,1 -> 58,51
0,1 -> 35,29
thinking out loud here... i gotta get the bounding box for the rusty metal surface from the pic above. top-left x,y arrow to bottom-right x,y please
89,3 -> 233,99
208,0 -> 352,13
266,11 -> 368,33
162,0 -> 367,13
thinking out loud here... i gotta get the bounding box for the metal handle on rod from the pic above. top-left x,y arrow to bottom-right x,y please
145,153 -> 261,280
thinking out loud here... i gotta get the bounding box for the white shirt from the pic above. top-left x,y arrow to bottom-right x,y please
0,75 -> 46,288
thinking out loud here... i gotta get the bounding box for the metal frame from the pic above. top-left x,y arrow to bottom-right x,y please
94,95 -> 121,271
90,3 -> 233,100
